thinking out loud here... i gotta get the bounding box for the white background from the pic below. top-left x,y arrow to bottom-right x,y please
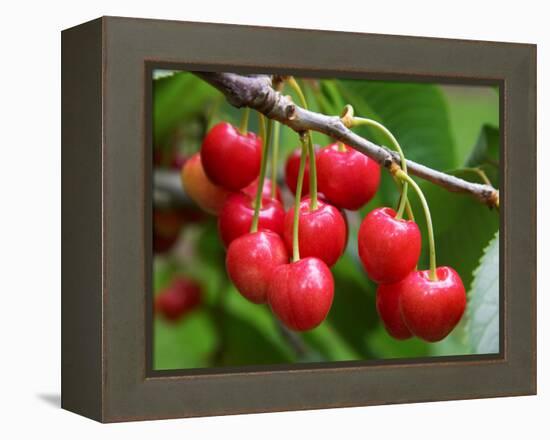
0,0 -> 546,437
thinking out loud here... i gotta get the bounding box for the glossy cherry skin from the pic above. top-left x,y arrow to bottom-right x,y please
399,267 -> 467,342
180,153 -> 231,215
268,257 -> 334,331
155,278 -> 202,322
315,192 -> 349,248
242,178 -> 283,203
376,283 -> 413,340
284,147 -> 311,195
316,143 -> 381,210
283,198 -> 347,267
226,231 -> 289,304
200,122 -> 262,191
218,193 -> 285,248
358,207 -> 421,284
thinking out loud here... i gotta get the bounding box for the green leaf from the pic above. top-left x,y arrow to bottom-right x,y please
221,285 -> 297,365
217,308 -> 296,367
322,253 -> 377,358
467,231 -> 500,354
368,325 -> 431,359
465,125 -> 499,167
336,79 -> 457,170
153,310 -> 218,370
153,72 -> 218,146
442,86 -> 499,165
301,320 -> 362,362
464,124 -> 500,187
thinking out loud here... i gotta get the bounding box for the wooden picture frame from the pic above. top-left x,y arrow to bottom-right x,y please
61,16 -> 536,422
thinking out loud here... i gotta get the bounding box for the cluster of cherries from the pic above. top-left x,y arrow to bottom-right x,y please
359,207 -> 466,342
180,99 -> 466,341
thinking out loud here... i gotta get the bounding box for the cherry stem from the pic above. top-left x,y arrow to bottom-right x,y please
351,116 -> 408,219
453,167 -> 493,187
292,135 -> 309,262
396,170 -> 438,281
287,77 -> 308,111
392,176 -> 415,221
239,106 -> 250,135
250,114 -> 272,233
288,77 -> 318,211
270,121 -> 280,200
306,132 -> 318,210
337,141 -> 346,153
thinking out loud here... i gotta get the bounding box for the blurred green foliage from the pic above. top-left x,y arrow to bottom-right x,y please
152,70 -> 500,370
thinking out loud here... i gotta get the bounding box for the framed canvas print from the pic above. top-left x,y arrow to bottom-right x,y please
61,16 -> 536,422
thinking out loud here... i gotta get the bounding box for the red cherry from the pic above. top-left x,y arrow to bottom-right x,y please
284,147 -> 311,195
218,193 -> 285,248
312,193 -> 350,249
226,231 -> 289,304
358,207 -> 421,284
376,283 -> 413,340
200,122 -> 262,191
181,153 -> 231,215
316,143 -> 381,210
283,198 -> 346,267
155,278 -> 202,322
268,257 -> 334,331
399,267 -> 467,342
242,178 -> 283,203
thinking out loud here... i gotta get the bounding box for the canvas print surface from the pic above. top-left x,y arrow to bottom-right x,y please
151,70 -> 500,371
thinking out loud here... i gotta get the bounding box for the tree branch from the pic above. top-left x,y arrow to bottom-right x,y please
194,72 -> 499,208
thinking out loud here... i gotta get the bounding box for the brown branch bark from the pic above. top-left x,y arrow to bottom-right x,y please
194,72 -> 499,208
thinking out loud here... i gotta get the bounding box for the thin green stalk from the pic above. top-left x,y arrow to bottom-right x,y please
292,136 -> 309,262
287,77 -> 308,110
287,77 -> 319,211
306,133 -> 318,210
452,167 -> 493,187
352,117 -> 408,219
396,170 -> 438,281
250,115 -> 272,232
239,107 -> 250,135
270,121 -> 280,199
392,176 -> 415,222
